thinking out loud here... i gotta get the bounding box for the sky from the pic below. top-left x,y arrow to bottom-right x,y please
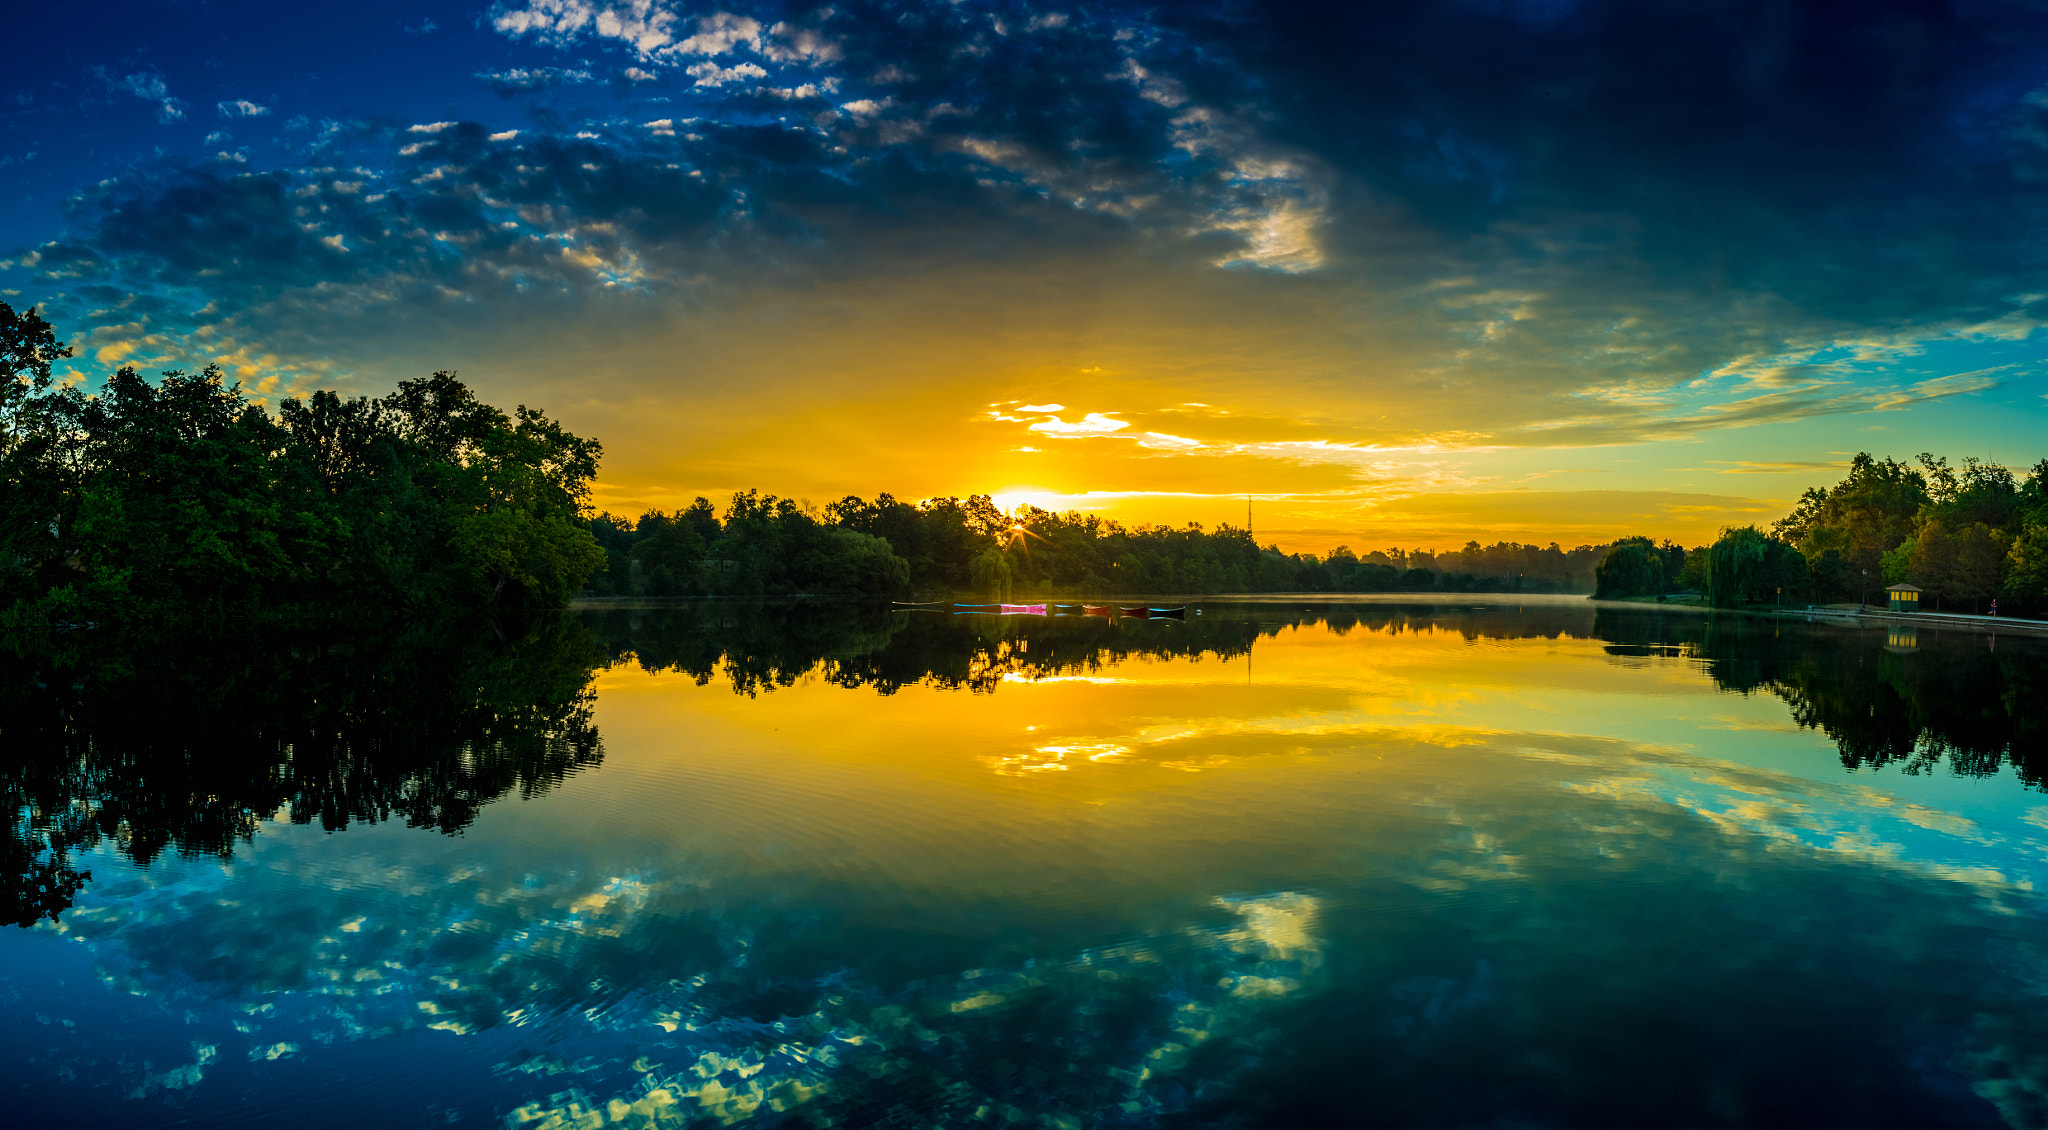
5,0 -> 2048,551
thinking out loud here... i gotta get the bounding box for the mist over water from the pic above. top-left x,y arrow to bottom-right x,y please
5,599 -> 2048,1128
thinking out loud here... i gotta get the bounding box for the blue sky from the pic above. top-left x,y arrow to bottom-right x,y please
6,0 -> 2048,546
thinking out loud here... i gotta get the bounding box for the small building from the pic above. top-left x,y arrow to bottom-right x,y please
1886,583 -> 1921,612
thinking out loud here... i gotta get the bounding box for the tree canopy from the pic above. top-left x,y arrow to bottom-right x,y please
1737,450 -> 2048,613
0,302 -> 604,625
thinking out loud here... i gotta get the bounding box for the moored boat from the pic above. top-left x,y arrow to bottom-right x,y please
1121,606 -> 1187,620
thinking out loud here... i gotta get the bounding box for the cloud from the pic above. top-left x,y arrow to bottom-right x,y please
491,0 -> 681,56
685,60 -> 767,87
1705,461 -> 1852,475
216,100 -> 270,118
1030,412 -> 1132,436
476,67 -> 594,95
1875,370 -> 2007,410
98,68 -> 186,123
22,0 -> 2048,524
673,11 -> 764,56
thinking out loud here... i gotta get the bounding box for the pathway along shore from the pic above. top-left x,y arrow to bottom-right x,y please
1796,605 -> 2048,638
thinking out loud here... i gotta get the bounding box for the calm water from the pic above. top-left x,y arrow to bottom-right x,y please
5,598 -> 2048,1129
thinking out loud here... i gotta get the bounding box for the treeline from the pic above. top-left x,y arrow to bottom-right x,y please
1670,453 -> 2048,613
589,491 -> 1639,599
0,302 -> 605,625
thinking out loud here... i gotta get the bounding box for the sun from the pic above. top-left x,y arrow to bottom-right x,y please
990,489 -> 1065,514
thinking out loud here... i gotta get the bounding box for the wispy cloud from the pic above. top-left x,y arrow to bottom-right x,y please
97,68 -> 185,123
1704,460 -> 1852,475
475,67 -> 594,95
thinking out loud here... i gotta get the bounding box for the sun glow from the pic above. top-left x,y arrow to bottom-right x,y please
990,491 -> 1067,514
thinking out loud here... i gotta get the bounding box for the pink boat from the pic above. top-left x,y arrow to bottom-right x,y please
998,603 -> 1048,615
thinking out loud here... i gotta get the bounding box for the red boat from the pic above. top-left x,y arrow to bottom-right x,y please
1082,605 -> 1114,617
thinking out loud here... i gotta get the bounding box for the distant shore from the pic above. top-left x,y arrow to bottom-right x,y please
565,590 -> 2048,639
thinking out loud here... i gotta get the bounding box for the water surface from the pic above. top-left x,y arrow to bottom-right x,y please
5,599 -> 2048,1128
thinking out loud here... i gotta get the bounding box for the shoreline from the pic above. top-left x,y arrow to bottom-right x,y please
567,592 -> 2048,639
1786,605 -> 2048,638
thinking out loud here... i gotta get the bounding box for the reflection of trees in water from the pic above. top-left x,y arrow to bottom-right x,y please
583,600 -> 1615,696
594,600 -> 2048,787
586,603 -> 1273,695
1591,609 -> 2048,786
15,598 -> 2039,927
1,615 -> 606,927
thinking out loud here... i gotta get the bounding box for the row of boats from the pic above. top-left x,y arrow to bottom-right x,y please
894,602 -> 1189,620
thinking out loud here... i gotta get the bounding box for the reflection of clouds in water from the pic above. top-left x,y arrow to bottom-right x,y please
1214,893 -> 1320,1000
989,704 -> 2048,901
31,722 -> 2048,1125
488,889 -> 1331,1128
130,1043 -> 215,1098
1558,751 -> 2045,902
43,843 -> 1328,1126
988,743 -> 1132,774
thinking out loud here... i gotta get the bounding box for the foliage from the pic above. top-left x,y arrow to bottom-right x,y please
2008,521 -> 2048,607
1760,450 -> 2048,615
1593,538 -> 1674,599
2,611 -> 606,926
0,301 -> 604,624
1705,526 -> 1808,608
1594,610 -> 2048,787
1772,453 -> 1927,574
585,500 -> 1658,599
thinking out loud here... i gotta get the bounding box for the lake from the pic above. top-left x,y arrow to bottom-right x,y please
4,597 -> 2047,1128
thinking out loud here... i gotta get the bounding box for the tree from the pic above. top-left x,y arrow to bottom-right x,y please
970,547 -> 1014,600
1881,539 -> 1915,585
1707,526 -> 1806,607
1907,522 -> 1959,609
0,335 -> 607,623
1773,453 -> 1927,574
630,511 -> 708,596
2006,521 -> 2048,614
0,301 -> 71,452
1678,547 -> 1709,592
1809,549 -> 1851,603
1594,538 -> 1665,599
1951,523 -> 2011,613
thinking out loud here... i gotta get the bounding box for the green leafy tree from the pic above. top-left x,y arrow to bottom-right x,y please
970,547 -> 1015,601
1707,526 -> 1807,607
2006,520 -> 2048,612
0,311 -> 607,624
0,301 -> 71,452
1907,521 -> 1959,608
1773,454 -> 1927,574
1594,538 -> 1665,599
1881,539 -> 1915,585
1951,523 -> 2011,613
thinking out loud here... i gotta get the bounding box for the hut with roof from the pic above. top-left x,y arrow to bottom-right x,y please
1885,583 -> 1921,612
